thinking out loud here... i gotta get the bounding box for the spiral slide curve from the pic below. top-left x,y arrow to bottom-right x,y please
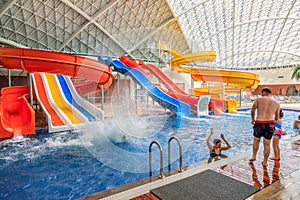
0,47 -> 113,139
166,48 -> 260,90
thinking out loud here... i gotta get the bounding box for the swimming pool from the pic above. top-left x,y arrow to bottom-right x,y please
0,109 -> 299,199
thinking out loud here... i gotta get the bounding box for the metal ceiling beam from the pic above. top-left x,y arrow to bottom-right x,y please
0,37 -> 28,48
128,17 -> 176,52
0,0 -> 17,18
164,0 -> 191,51
58,0 -> 119,51
266,0 -> 297,69
60,0 -> 134,57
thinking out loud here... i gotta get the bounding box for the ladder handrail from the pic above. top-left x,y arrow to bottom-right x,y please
168,136 -> 184,173
149,140 -> 165,179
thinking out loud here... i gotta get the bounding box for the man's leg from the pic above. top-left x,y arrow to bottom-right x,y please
250,137 -> 260,161
262,138 -> 271,166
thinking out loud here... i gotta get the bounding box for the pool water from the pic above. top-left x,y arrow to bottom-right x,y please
0,109 -> 299,199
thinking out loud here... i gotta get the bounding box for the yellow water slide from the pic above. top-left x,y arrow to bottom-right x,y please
160,46 -> 260,112
165,48 -> 260,90
44,73 -> 85,124
190,68 -> 260,90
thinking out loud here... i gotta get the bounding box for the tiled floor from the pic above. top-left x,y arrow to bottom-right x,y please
81,134 -> 300,200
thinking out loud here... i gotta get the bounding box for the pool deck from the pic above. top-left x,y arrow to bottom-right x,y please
81,103 -> 300,200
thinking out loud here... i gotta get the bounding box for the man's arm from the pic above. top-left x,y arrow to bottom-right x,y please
251,100 -> 257,125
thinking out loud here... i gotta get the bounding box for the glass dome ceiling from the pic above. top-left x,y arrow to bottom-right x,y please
0,0 -> 299,70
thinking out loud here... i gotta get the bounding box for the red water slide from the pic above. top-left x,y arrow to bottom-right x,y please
119,56 -> 201,110
139,63 -> 199,110
0,86 -> 35,139
119,56 -> 224,114
0,47 -> 114,138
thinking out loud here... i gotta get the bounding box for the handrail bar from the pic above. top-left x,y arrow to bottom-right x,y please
168,136 -> 184,173
149,140 -> 165,179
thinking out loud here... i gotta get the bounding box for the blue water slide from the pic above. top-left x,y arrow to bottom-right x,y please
56,75 -> 96,121
106,58 -> 190,117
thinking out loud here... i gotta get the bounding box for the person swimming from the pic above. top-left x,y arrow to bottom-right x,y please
206,129 -> 231,163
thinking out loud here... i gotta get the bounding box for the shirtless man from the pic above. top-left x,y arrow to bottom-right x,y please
250,87 -> 280,167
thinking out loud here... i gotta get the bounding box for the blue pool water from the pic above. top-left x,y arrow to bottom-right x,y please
0,109 -> 299,199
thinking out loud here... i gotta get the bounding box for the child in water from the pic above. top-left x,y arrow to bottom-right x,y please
206,129 -> 231,163
270,109 -> 286,161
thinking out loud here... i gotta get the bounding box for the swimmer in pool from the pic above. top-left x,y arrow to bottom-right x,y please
206,129 -> 231,163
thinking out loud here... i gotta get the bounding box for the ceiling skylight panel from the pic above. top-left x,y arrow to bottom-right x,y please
270,0 -> 285,18
167,0 -> 206,16
224,28 -> 232,53
166,0 -> 184,15
268,52 -> 280,66
249,0 -> 263,20
277,21 -> 297,51
236,0 -> 252,23
254,21 -> 270,49
289,0 -> 300,17
211,1 -> 226,31
177,15 -> 194,40
261,0 -> 276,18
204,3 -> 218,36
239,24 -> 251,45
280,0 -> 297,17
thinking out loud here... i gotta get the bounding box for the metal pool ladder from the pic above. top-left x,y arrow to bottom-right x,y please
149,140 -> 165,179
168,136 -> 184,173
149,136 -> 184,179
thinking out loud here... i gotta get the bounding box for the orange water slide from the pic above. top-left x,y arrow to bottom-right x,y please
0,47 -> 113,90
0,86 -> 35,139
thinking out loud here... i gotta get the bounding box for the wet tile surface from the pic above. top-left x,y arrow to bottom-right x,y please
81,138 -> 300,200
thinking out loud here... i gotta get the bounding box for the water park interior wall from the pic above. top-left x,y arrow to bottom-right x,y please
252,84 -> 300,96
251,66 -> 297,85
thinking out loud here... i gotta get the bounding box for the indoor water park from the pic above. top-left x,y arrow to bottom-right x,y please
0,0 -> 300,200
